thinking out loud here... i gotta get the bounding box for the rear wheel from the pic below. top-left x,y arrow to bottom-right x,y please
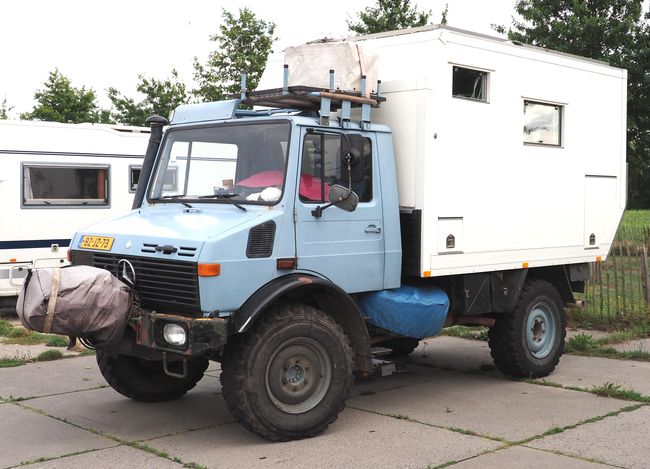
221,303 -> 353,441
488,279 -> 566,378
96,350 -> 209,402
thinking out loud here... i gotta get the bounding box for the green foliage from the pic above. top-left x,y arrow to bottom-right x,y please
591,382 -> 650,402
108,69 -> 189,126
35,349 -> 64,362
193,8 -> 276,102
7,327 -> 30,339
441,325 -> 488,341
565,333 -> 600,352
348,0 -> 431,35
0,97 -> 13,119
440,3 -> 449,25
46,335 -> 69,347
0,357 -> 26,368
0,319 -> 13,336
503,1 -> 650,209
21,69 -> 109,124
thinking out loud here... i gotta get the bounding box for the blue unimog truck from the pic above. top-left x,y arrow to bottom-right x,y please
56,27 -> 627,441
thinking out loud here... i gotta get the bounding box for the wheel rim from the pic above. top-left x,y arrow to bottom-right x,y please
525,301 -> 557,359
265,337 -> 332,414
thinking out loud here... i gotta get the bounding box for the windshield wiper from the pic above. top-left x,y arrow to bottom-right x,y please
198,193 -> 247,212
156,195 -> 193,208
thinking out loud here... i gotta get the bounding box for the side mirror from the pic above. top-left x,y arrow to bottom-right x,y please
311,184 -> 359,218
328,184 -> 358,212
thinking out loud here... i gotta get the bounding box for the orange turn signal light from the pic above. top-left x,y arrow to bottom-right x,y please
198,263 -> 221,277
596,256 -> 602,263
522,262 -> 529,269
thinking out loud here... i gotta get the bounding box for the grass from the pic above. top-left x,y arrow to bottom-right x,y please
565,332 -> 650,361
591,382 -> 650,403
440,325 -> 488,341
0,357 -> 27,368
618,210 -> 650,243
0,322 -> 71,347
34,350 -> 64,362
0,319 -> 13,336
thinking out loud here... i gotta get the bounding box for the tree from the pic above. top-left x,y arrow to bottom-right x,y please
193,8 -> 276,102
108,69 -> 189,126
504,1 -> 650,208
0,97 -> 13,119
440,3 -> 449,25
21,69 -> 108,123
347,0 -> 431,35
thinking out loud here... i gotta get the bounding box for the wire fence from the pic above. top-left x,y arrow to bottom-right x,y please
581,227 -> 650,325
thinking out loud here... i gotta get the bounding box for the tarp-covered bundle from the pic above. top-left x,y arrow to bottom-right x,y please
357,285 -> 450,339
16,266 -> 130,348
285,41 -> 378,94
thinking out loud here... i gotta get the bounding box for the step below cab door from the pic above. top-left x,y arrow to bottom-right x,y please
294,129 -> 384,293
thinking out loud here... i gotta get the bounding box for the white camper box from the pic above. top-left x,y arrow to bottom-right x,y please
269,25 -> 627,278
0,120 -> 151,303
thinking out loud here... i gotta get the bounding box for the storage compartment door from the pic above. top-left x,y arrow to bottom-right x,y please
584,175 -> 617,248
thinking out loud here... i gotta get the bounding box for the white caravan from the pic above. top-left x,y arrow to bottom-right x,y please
0,120 -> 151,306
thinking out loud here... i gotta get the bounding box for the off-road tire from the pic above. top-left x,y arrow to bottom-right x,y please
220,303 -> 353,441
376,337 -> 420,356
96,350 -> 209,402
488,278 -> 566,378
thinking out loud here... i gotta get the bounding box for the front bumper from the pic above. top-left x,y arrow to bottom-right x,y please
131,312 -> 228,357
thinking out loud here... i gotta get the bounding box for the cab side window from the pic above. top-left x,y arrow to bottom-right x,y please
299,134 -> 373,203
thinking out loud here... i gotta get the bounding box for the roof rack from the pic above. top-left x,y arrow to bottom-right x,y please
235,66 -> 385,129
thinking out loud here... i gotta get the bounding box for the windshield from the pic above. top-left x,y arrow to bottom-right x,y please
148,121 -> 290,205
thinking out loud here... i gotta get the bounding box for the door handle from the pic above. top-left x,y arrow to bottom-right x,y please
365,225 -> 382,234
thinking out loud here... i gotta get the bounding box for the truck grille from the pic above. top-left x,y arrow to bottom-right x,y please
87,252 -> 200,313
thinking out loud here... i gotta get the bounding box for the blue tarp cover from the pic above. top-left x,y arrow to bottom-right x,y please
357,285 -> 450,339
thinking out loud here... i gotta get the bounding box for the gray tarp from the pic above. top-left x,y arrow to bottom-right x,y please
16,266 -> 130,348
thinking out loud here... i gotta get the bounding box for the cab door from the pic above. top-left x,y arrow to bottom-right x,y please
294,129 -> 384,293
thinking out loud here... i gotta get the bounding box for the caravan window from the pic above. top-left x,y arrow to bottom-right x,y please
523,101 -> 562,146
452,67 -> 488,102
129,165 -> 178,192
22,164 -> 110,207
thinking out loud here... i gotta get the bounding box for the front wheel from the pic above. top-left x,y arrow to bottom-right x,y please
96,350 -> 209,402
221,303 -> 353,441
488,279 -> 566,378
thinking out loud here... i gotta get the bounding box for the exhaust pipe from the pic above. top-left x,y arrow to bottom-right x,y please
132,115 -> 169,210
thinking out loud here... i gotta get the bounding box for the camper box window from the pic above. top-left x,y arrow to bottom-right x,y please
523,101 -> 563,146
452,66 -> 488,102
22,164 -> 110,207
129,165 -> 178,192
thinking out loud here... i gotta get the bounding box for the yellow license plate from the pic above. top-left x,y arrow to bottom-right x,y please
79,235 -> 114,251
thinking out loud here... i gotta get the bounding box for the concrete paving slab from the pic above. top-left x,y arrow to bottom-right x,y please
537,354 -> 650,395
530,406 -> 650,469
148,408 -> 500,469
410,336 -> 500,375
25,374 -> 233,441
0,403 -> 115,468
20,445 -> 184,469
348,373 -> 630,441
612,337 -> 650,353
0,355 -> 105,401
351,364 -> 460,397
452,445 -> 611,468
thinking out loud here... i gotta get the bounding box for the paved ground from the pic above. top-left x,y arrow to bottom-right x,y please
1,335 -> 649,469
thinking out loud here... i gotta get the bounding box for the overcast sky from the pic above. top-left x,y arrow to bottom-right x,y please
1,1 -> 522,116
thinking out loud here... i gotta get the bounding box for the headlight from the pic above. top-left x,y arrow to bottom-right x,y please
162,323 -> 187,346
